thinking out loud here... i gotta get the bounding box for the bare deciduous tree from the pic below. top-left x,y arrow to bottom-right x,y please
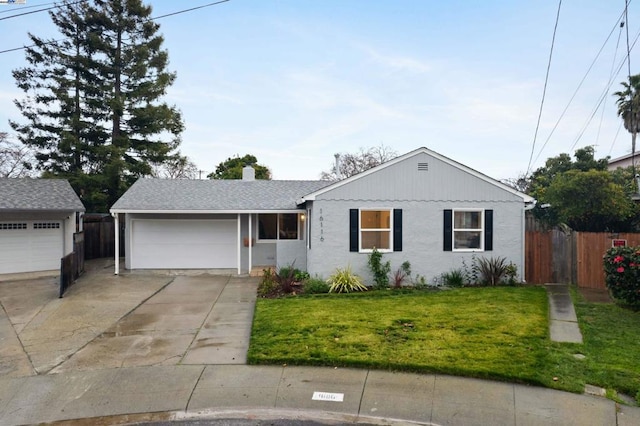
151,152 -> 198,179
320,144 -> 398,181
0,132 -> 34,178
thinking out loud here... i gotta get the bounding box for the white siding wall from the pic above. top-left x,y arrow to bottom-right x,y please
306,200 -> 525,284
320,152 -> 523,203
276,240 -> 307,269
63,216 -> 75,256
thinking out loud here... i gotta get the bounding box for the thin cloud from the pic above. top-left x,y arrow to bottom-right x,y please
355,43 -> 431,73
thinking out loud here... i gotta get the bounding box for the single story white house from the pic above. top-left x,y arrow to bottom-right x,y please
110,147 -> 535,282
0,178 -> 85,276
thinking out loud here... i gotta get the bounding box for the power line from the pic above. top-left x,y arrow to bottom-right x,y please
623,0 -> 635,175
0,1 -> 84,21
525,0 -> 562,177
568,26 -> 640,152
530,5 -> 629,167
0,0 -> 231,54
151,0 -> 230,20
0,1 -> 58,14
600,21 -> 624,153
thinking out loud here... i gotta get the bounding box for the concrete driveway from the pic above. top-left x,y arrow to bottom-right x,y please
0,260 -> 258,377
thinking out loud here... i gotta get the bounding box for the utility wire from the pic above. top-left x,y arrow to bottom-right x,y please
0,0 -> 231,54
0,1 -> 58,14
525,0 -> 562,177
568,26 -> 640,152
623,0 -> 636,176
0,1 -> 84,21
600,21 -> 624,153
151,0 -> 230,20
530,6 -> 629,167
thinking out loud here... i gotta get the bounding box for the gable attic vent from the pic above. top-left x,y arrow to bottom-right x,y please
417,162 -> 429,171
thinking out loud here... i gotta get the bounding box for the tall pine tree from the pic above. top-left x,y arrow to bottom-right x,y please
11,0 -> 183,212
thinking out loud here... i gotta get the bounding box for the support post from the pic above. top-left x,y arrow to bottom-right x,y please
237,214 -> 241,275
113,213 -> 119,275
248,214 -> 253,275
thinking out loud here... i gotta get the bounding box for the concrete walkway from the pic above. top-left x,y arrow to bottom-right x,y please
1,266 -> 638,425
2,364 -> 639,426
546,283 -> 583,343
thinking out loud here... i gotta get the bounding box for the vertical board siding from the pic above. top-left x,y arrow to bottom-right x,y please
526,229 -> 640,289
525,230 -> 553,284
576,232 -> 640,289
83,219 -> 125,259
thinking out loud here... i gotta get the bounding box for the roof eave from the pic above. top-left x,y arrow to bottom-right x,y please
109,208 -> 306,215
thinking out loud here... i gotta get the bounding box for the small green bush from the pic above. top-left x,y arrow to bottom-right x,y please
368,247 -> 391,289
295,270 -> 310,282
441,269 -> 465,287
257,268 -> 280,297
328,266 -> 367,293
303,277 -> 330,294
603,246 -> 640,308
505,262 -> 518,285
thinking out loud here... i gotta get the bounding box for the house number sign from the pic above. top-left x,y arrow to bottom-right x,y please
319,208 -> 324,242
312,391 -> 344,402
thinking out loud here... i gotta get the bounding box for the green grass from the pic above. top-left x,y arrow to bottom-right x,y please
248,286 -> 640,401
572,289 -> 640,402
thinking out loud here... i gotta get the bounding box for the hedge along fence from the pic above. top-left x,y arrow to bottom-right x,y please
603,246 -> 640,308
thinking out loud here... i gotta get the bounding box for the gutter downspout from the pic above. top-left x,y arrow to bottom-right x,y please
112,212 -> 119,275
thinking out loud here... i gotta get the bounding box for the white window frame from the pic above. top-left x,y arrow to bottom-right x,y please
452,208 -> 484,252
359,208 -> 393,253
257,213 -> 302,242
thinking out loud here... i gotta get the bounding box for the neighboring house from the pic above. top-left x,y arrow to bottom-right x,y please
0,178 -> 85,275
110,147 -> 534,282
608,152 -> 639,170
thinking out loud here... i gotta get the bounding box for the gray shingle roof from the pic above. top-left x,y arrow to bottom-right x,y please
110,178 -> 331,212
0,178 -> 85,212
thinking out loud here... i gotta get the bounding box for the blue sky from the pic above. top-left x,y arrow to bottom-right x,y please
1,1 -> 638,180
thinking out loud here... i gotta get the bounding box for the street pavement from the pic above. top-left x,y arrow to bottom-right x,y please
0,260 -> 639,425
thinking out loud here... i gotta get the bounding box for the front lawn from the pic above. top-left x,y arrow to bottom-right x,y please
248,286 -> 640,401
248,287 -> 585,391
573,290 -> 640,402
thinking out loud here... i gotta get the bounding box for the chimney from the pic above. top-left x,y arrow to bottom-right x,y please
242,165 -> 255,181
334,153 -> 342,180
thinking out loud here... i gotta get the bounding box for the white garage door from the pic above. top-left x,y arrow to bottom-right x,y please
0,221 -> 63,274
131,219 -> 237,269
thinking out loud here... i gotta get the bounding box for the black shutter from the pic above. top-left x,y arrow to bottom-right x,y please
484,209 -> 493,251
349,209 -> 359,252
393,209 -> 402,252
443,209 -> 452,251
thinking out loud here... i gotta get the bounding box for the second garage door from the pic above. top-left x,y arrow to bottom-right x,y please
0,221 -> 63,274
131,219 -> 237,269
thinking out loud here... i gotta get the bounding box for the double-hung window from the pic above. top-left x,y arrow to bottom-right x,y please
443,209 -> 493,252
360,209 -> 392,251
453,210 -> 483,250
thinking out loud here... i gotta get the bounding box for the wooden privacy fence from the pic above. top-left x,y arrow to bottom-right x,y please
60,232 -> 85,298
83,214 -> 124,259
526,229 -> 640,289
